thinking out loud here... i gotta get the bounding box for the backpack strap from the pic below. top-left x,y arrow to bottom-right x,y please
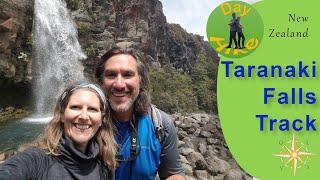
150,104 -> 165,144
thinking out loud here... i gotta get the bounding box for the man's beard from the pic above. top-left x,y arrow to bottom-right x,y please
109,86 -> 140,113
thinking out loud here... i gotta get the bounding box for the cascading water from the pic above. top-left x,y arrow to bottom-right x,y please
32,0 -> 86,115
0,0 -> 87,152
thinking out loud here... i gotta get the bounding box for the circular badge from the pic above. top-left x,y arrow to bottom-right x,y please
206,1 -> 264,58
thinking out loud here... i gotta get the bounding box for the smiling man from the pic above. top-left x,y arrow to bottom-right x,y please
95,47 -> 185,180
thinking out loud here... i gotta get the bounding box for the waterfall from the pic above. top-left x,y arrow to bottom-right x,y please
32,0 -> 86,115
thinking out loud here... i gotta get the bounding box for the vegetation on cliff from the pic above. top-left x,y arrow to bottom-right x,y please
150,53 -> 217,114
0,107 -> 31,123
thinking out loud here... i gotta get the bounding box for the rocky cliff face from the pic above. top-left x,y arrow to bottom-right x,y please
69,0 -> 219,78
0,0 -> 33,107
0,0 -> 219,107
0,0 -> 33,87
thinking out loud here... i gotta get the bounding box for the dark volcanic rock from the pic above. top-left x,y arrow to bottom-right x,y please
172,113 -> 252,179
0,0 -> 33,108
68,0 -> 219,80
0,0 -> 33,86
224,169 -> 245,180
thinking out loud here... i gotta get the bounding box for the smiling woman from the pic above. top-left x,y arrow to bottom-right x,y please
0,82 -> 117,180
61,89 -> 103,152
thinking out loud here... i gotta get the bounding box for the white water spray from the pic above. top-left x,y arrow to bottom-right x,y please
32,0 -> 86,115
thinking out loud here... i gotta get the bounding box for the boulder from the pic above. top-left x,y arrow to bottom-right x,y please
198,141 -> 207,154
183,163 -> 193,175
206,156 -> 231,175
224,169 -> 245,180
200,131 -> 212,138
194,170 -> 208,180
180,147 -> 194,156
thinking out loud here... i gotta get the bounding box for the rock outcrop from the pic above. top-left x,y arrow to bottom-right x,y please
173,113 -> 251,180
0,0 -> 33,108
0,0 -> 33,87
67,0 -> 219,78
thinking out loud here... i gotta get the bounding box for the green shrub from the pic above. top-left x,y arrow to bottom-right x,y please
26,35 -> 33,45
191,53 -> 217,113
150,65 -> 198,113
65,0 -> 80,11
0,107 -> 31,123
77,22 -> 90,35
85,44 -> 97,58
149,53 -> 217,114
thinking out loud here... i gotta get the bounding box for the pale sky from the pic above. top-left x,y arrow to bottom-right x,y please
160,0 -> 259,40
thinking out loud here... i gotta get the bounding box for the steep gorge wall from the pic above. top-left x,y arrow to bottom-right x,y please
0,0 -> 33,107
0,0 -> 219,108
65,0 -> 219,78
0,0 -> 33,86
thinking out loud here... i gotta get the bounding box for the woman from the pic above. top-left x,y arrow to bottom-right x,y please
236,16 -> 246,49
0,82 -> 117,179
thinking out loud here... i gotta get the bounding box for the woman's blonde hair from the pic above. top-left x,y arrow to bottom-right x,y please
34,82 -> 117,170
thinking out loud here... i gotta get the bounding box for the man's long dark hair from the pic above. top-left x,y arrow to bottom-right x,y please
95,47 -> 151,115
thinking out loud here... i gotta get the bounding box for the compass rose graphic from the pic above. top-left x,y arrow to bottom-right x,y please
273,135 -> 315,176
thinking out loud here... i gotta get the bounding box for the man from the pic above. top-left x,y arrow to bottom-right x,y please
226,12 -> 238,49
95,47 -> 185,180
236,16 -> 245,49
